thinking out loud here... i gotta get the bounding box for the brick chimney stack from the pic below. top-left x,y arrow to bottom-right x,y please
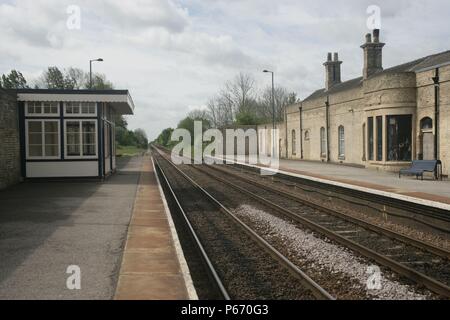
323,52 -> 342,91
361,29 -> 385,79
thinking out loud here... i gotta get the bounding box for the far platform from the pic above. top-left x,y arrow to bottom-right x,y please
221,157 -> 450,209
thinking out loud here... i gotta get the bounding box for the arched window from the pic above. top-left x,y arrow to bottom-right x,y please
420,117 -> 433,131
338,126 -> 345,158
292,130 -> 296,155
320,127 -> 326,157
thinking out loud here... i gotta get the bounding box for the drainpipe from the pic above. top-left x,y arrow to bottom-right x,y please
432,68 -> 440,160
285,106 -> 288,159
325,96 -> 330,162
299,103 -> 304,159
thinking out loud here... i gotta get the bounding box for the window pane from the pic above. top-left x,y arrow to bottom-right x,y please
28,105 -> 34,114
82,122 -> 96,156
67,145 -> 80,156
29,146 -> 43,157
51,106 -> 58,114
29,133 -> 42,144
83,133 -> 95,144
82,121 -> 96,133
45,145 -> 58,157
66,122 -> 80,156
339,127 -> 345,157
73,105 -> 80,113
387,115 -> 412,162
35,105 -> 42,113
376,116 -> 383,161
83,145 -> 96,156
28,121 -> 43,158
45,121 -> 58,132
88,104 -> 96,114
29,121 -> 42,133
67,122 -> 80,132
81,103 -> 89,114
67,133 -> 79,145
45,133 -> 59,145
368,117 -> 374,161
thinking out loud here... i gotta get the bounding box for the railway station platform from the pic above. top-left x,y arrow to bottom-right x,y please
114,156 -> 197,300
0,155 -> 196,300
222,157 -> 450,210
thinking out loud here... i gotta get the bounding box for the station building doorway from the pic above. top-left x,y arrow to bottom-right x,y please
419,117 -> 434,160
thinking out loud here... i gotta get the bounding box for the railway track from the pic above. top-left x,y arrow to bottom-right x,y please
230,161 -> 450,233
185,162 -> 450,298
154,157 -> 230,300
153,151 -> 334,300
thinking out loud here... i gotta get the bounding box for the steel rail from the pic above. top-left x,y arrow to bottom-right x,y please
153,156 -> 231,300
192,164 -> 450,298
155,150 -> 335,300
207,164 -> 450,260
222,158 -> 450,231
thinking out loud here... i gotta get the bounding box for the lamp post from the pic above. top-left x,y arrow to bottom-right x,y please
89,58 -> 103,89
263,70 -> 276,157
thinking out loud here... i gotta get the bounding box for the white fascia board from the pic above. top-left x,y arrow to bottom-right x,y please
18,93 -> 134,115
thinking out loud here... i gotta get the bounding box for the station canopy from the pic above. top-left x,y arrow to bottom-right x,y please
16,89 -> 135,115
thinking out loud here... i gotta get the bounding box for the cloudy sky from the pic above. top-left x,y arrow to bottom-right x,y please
1,0 -> 449,139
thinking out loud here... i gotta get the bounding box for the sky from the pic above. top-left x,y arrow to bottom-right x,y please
1,0 -> 449,140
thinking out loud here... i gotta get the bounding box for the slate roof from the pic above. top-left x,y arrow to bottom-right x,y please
303,50 -> 450,102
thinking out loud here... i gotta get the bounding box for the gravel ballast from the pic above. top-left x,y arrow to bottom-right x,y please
235,204 -> 433,300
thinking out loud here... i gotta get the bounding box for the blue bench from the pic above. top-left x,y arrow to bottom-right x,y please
399,160 -> 442,180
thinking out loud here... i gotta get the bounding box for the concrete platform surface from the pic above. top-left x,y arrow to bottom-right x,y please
218,156 -> 450,208
114,156 -> 196,300
0,156 -> 142,299
275,159 -> 450,205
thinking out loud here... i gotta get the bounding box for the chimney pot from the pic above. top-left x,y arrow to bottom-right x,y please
373,29 -> 380,43
324,52 -> 342,90
361,30 -> 385,79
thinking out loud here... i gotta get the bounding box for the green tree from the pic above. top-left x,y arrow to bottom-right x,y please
156,128 -> 174,147
113,114 -> 128,129
116,127 -> 135,146
177,117 -> 196,140
235,111 -> 260,125
90,73 -> 114,90
133,129 -> 148,149
41,67 -> 66,89
1,70 -> 29,89
64,67 -> 87,89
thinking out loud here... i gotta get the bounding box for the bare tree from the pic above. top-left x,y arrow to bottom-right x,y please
225,72 -> 256,115
203,72 -> 299,128
207,91 -> 235,128
258,86 -> 292,122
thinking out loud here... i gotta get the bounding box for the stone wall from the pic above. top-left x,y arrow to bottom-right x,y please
416,65 -> 450,176
284,84 -> 365,166
0,89 -> 20,189
437,65 -> 450,176
259,65 -> 450,176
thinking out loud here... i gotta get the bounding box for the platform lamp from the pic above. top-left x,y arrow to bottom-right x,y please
263,69 -> 276,157
89,58 -> 104,89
